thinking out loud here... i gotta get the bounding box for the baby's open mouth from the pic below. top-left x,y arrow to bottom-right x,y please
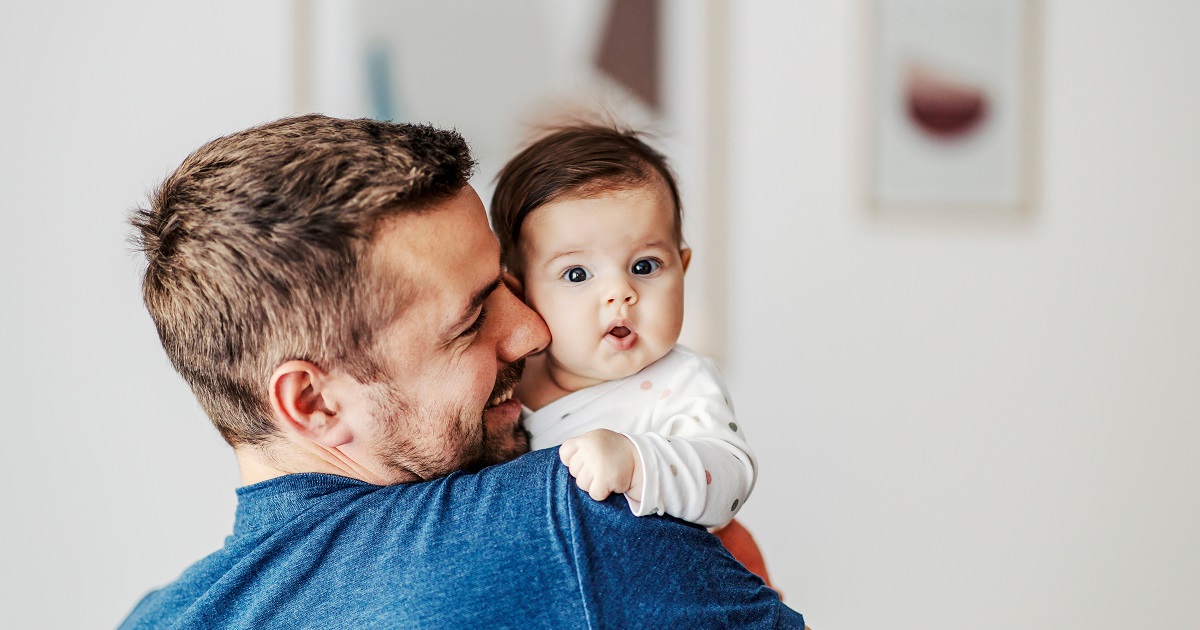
604,322 -> 638,351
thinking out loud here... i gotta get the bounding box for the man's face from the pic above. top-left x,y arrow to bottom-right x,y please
347,186 -> 550,483
519,181 -> 687,391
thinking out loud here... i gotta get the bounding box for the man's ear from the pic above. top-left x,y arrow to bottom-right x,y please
680,247 -> 692,274
269,360 -> 353,448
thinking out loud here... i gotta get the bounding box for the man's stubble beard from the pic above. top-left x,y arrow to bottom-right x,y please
466,357 -> 529,472
368,357 -> 529,482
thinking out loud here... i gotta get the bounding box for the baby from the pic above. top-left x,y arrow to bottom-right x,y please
490,123 -> 756,530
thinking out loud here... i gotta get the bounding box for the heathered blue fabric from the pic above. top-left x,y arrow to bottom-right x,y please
119,448 -> 803,629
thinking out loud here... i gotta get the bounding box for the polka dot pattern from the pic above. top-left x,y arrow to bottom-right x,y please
660,388 -> 671,399
731,498 -> 739,511
728,422 -> 738,432
640,380 -> 653,390
670,465 -> 678,477
705,470 -> 712,485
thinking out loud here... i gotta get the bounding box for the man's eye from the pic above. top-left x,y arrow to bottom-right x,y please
563,267 -> 592,283
631,259 -> 661,275
461,307 -> 487,338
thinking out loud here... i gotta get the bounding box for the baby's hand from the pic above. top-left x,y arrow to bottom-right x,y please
559,429 -> 642,502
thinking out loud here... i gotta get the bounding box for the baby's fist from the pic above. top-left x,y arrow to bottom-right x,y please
558,429 -> 641,502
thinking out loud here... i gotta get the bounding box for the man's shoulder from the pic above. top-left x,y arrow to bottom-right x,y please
471,449 -> 700,540
423,448 -> 584,526
534,461 -> 804,628
122,449 -> 802,628
120,450 -> 589,628
458,447 -> 565,495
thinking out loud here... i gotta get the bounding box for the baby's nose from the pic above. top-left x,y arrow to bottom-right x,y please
606,282 -> 638,306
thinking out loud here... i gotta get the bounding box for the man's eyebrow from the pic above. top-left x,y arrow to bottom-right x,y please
443,275 -> 502,338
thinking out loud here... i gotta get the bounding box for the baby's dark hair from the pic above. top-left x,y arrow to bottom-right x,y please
490,123 -> 683,276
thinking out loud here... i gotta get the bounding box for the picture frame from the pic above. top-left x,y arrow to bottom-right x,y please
866,0 -> 1041,216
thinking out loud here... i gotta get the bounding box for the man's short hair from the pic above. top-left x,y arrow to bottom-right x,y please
132,115 -> 475,447
489,123 -> 683,276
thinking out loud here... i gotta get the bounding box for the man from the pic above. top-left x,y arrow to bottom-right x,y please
121,115 -> 804,628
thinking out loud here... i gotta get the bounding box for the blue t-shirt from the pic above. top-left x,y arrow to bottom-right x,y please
120,448 -> 803,628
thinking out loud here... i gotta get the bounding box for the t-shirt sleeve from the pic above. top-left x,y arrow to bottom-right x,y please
552,458 -> 804,629
623,355 -> 757,528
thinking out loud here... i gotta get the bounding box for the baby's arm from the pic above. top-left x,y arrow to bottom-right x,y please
560,355 -> 756,528
624,430 -> 753,528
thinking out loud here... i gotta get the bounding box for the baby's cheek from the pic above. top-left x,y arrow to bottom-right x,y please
540,315 -> 586,361
543,296 -> 589,334
541,309 -> 577,344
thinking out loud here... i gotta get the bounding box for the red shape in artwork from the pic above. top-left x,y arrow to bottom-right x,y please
905,63 -> 989,140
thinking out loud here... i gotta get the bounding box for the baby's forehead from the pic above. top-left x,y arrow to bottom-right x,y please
525,184 -> 677,243
529,177 -> 678,231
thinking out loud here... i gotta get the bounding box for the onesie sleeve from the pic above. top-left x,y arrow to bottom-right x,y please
621,355 -> 757,528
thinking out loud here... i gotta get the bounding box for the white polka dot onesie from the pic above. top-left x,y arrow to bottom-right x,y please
524,345 -> 756,528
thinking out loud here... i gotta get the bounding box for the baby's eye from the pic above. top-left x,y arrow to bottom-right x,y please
631,259 -> 661,275
563,266 -> 593,283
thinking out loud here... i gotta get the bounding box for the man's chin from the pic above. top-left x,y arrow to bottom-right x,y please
462,437 -> 529,472
464,406 -> 530,473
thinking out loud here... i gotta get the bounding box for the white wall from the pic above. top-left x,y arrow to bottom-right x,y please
726,2 -> 1200,629
0,3 -> 291,627
3,2 -> 1196,629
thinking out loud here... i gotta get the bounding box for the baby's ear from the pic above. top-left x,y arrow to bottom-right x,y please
502,269 -> 526,301
680,248 -> 692,274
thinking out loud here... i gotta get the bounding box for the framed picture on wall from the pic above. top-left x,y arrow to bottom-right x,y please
869,0 -> 1040,214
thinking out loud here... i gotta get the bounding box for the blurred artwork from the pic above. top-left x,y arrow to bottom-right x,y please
871,0 -> 1036,211
297,0 -> 663,188
905,63 -> 987,139
596,0 -> 662,111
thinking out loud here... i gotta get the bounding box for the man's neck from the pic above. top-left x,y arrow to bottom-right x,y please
235,450 -> 291,486
234,440 -> 414,487
234,444 -> 374,486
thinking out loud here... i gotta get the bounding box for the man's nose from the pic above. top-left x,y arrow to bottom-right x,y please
496,284 -> 550,362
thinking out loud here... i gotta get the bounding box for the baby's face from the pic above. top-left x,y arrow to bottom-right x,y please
519,182 -> 688,388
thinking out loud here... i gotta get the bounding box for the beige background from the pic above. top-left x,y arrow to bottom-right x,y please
1,2 -> 1196,628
